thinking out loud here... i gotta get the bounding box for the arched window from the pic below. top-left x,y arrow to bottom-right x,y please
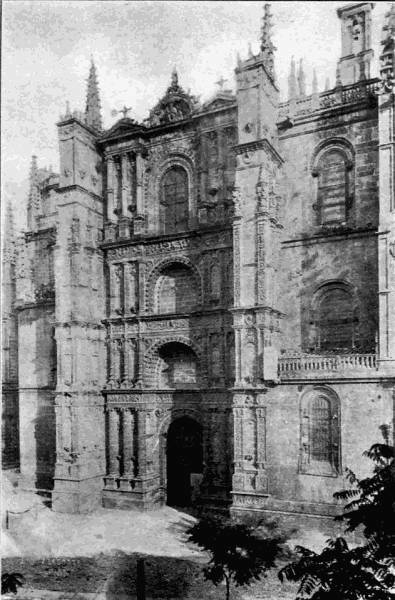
160,166 -> 189,233
314,283 -> 357,351
155,264 -> 198,314
300,388 -> 340,476
312,142 -> 354,226
158,342 -> 198,389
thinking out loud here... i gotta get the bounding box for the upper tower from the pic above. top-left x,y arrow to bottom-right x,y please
337,2 -> 375,85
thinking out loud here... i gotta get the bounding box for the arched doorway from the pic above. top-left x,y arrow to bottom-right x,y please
166,416 -> 203,507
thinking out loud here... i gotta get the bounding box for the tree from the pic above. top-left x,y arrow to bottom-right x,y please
187,513 -> 282,600
1,573 -> 25,596
279,426 -> 395,600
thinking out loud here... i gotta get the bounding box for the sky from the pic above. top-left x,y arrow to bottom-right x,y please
1,0 -> 389,231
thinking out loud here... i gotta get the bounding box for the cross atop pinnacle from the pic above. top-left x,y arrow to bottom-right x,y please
260,4 -> 276,78
85,58 -> 102,132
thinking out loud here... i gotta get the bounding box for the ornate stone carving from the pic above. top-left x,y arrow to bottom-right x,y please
146,69 -> 200,126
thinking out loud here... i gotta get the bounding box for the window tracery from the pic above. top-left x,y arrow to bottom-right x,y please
160,166 -> 189,233
300,387 -> 340,476
311,140 -> 354,227
311,282 -> 358,352
154,263 -> 198,314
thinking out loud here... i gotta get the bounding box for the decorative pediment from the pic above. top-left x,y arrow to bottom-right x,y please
145,69 -> 200,127
102,117 -> 146,139
202,92 -> 236,112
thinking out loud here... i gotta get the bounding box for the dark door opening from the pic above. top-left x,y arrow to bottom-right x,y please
166,416 -> 203,507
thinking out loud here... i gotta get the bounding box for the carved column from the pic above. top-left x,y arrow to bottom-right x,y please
108,407 -> 120,476
136,409 -> 147,477
111,339 -> 121,383
106,157 -> 115,222
233,204 -> 242,307
232,404 -> 244,490
255,406 -> 268,492
121,154 -> 129,217
124,262 -> 137,314
234,328 -> 242,385
126,338 -> 136,384
110,263 -> 123,315
133,152 -> 145,234
122,408 -> 135,476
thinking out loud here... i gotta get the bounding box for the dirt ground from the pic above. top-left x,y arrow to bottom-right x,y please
2,552 -> 298,599
1,472 -> 314,599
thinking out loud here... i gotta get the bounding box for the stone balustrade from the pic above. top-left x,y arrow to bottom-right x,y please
278,353 -> 377,379
278,79 -> 380,121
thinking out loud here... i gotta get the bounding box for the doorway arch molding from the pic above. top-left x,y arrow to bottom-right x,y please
157,409 -> 204,505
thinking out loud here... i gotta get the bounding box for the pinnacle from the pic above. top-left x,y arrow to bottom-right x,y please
27,154 -> 42,229
85,58 -> 102,132
260,3 -> 276,78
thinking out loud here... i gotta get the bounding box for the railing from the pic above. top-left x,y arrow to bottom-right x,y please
278,79 -> 380,121
278,353 -> 377,378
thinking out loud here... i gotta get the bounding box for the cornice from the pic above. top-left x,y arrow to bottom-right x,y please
234,139 -> 283,165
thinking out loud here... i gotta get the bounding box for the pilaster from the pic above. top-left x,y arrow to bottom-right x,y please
377,8 -> 395,374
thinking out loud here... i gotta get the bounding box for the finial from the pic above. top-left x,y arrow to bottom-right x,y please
248,43 -> 253,58
111,105 -> 132,119
65,101 -> 71,117
171,66 -> 178,88
27,155 -> 41,230
215,76 -> 228,91
379,4 -> 395,93
237,52 -> 242,68
5,199 -> 15,243
85,58 -> 102,132
335,63 -> 342,88
325,77 -> 330,91
297,59 -> 306,96
260,3 -> 276,77
288,56 -> 297,100
312,69 -> 318,94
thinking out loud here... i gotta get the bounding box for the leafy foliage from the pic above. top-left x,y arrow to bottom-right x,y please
279,427 -> 395,600
1,572 -> 25,595
187,513 -> 282,600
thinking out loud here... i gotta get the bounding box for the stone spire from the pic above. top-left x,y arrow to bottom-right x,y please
3,200 -> 15,262
380,3 -> 395,93
260,3 -> 276,78
27,155 -> 41,230
85,58 -> 102,132
288,56 -> 297,100
297,59 -> 306,96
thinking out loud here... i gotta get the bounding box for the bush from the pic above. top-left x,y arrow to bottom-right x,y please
279,426 -> 395,600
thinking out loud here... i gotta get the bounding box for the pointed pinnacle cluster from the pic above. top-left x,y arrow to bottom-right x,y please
382,3 -> 395,42
85,58 -> 102,132
260,4 -> 276,77
27,155 -> 41,230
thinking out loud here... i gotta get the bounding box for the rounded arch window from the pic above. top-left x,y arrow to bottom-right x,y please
160,165 -> 189,233
157,342 -> 198,389
300,388 -> 340,476
313,283 -> 357,352
154,263 -> 199,314
312,141 -> 354,227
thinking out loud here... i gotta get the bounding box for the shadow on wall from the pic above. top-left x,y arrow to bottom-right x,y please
34,401 -> 56,490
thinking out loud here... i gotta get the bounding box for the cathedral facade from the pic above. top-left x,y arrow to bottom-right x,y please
3,2 -> 395,523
